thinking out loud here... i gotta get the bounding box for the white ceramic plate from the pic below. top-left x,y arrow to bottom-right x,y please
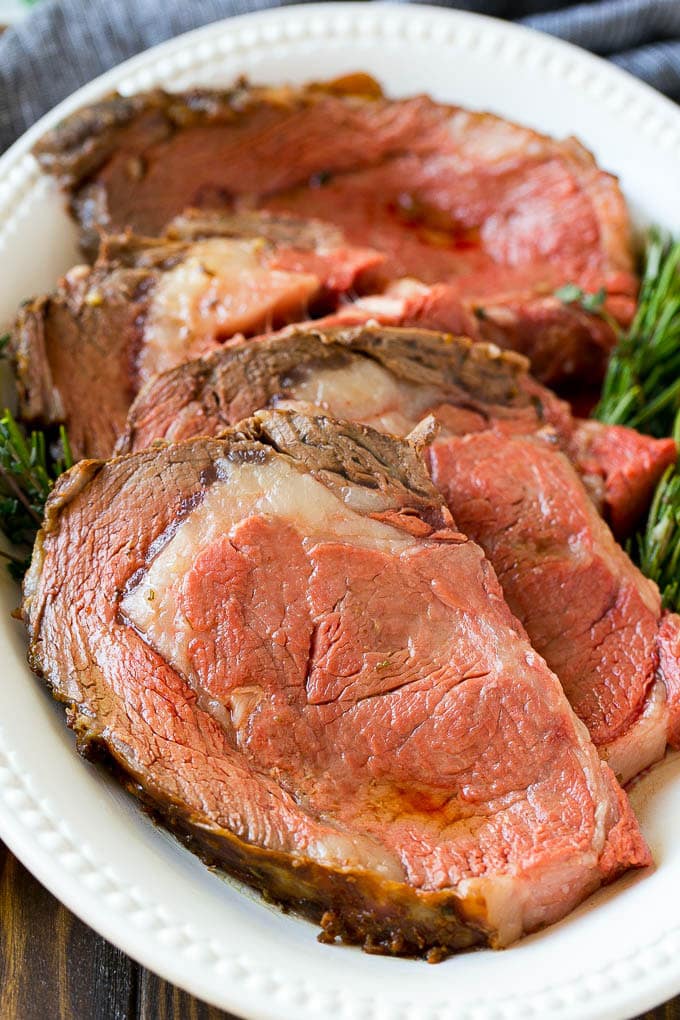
1,5 -> 680,1018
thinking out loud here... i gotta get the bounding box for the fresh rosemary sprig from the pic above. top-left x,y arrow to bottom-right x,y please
566,229 -> 680,611
0,410 -> 72,580
630,414 -> 680,611
593,231 -> 680,436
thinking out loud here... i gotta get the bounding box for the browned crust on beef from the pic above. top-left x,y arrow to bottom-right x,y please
23,412 -> 493,960
34,76 -> 386,188
72,729 -> 490,959
8,216 -> 381,460
329,324 -> 529,398
34,78 -> 389,256
9,260 -> 151,459
248,409 -> 445,512
99,210 -> 348,268
118,323 -> 533,455
12,298 -> 64,425
31,410 -> 451,546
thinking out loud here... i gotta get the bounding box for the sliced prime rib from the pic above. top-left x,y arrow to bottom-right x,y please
120,323 -> 676,540
33,75 -> 637,384
118,326 -> 680,781
428,434 -> 680,783
24,409 -> 650,956
10,212 -> 381,460
351,274 -> 621,389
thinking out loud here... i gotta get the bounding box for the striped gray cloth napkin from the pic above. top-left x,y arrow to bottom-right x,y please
1,0 -> 679,154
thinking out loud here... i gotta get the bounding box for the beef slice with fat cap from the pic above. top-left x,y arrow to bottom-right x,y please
33,75 -> 636,385
23,409 -> 650,956
119,321 -> 675,543
10,210 -> 382,460
117,325 -> 680,781
14,228 -> 673,536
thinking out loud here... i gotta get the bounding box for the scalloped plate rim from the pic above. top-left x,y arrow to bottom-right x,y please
1,5 -> 680,1019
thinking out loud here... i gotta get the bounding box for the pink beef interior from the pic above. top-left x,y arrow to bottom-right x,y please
34,77 -> 638,384
428,431 -> 675,782
24,413 -> 650,954
117,327 -> 680,782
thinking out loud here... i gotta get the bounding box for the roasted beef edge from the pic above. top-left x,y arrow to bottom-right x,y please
21,414 -> 498,960
32,76 -> 386,188
117,323 -> 533,455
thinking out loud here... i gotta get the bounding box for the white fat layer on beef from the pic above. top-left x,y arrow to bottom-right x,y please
274,358 -> 440,437
351,277 -> 431,320
140,238 -> 319,385
304,833 -> 405,881
603,678 -> 669,785
462,852 -> 601,948
119,454 -> 417,881
447,110 -> 546,164
121,453 -> 415,688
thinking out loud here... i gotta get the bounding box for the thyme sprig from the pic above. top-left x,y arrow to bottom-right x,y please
554,283 -> 609,316
0,410 -> 72,580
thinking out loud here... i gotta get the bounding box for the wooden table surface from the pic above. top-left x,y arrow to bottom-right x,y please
0,839 -> 676,1020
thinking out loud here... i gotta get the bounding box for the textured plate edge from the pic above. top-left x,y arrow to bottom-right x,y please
0,5 -> 679,1018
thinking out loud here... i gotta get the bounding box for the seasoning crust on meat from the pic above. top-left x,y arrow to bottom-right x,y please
34,75 -> 637,385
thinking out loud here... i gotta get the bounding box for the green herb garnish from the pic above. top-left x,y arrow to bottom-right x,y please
573,230 -> 680,611
593,231 -> 680,436
555,283 -> 608,315
0,410 -> 72,580
630,414 -> 680,611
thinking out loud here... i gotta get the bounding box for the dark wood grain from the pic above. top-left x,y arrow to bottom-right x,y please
0,837 -> 677,1019
0,842 -> 235,1020
138,971 -> 234,1020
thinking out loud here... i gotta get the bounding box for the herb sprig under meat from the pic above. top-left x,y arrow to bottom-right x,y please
630,413 -> 680,611
0,410 -> 72,579
593,231 -> 680,436
561,231 -> 680,611
1,231 -> 679,599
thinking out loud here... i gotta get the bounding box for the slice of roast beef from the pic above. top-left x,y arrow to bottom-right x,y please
427,433 -> 680,783
119,323 -> 676,540
24,409 -> 650,956
567,419 -> 680,538
33,76 -> 636,385
10,212 -> 381,459
356,277 -> 624,391
117,326 -> 680,780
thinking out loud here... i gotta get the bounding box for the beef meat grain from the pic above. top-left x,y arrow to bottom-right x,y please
33,75 -> 637,385
120,323 -> 675,541
118,326 -> 680,780
24,409 -> 649,956
10,211 -> 381,459
428,432 -> 680,783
